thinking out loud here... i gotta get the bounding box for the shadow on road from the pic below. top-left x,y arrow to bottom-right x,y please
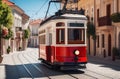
4,63 -> 85,79
88,56 -> 120,71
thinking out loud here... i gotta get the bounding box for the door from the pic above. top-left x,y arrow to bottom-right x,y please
108,34 -> 111,56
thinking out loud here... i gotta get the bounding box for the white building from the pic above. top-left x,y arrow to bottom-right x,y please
29,19 -> 42,47
2,0 -> 29,54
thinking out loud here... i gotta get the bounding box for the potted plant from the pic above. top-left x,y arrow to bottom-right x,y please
7,46 -> 11,54
111,12 -> 120,23
19,47 -> 22,51
112,47 -> 118,61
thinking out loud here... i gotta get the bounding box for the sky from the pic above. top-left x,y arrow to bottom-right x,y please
10,0 -> 60,19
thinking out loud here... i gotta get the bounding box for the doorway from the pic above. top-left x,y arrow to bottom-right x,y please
108,34 -> 111,56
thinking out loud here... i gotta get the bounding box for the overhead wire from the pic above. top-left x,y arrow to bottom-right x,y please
45,0 -> 61,19
31,0 -> 61,19
54,2 -> 59,10
31,0 -> 49,19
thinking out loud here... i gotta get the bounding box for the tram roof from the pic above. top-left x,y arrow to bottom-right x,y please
40,13 -> 87,26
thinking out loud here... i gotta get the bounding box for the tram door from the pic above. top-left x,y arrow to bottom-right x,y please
47,31 -> 52,62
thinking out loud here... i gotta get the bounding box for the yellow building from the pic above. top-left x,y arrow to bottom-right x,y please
64,0 -> 120,59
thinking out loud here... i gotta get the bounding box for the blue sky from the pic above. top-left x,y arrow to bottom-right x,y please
10,0 -> 60,19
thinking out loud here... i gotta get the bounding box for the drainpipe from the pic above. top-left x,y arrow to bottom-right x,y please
94,0 -> 96,56
0,25 -> 1,57
115,26 -> 117,48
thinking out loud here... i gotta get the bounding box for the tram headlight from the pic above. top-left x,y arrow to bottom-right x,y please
74,50 -> 80,56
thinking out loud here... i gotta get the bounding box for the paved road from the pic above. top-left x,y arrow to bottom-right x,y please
0,48 -> 120,79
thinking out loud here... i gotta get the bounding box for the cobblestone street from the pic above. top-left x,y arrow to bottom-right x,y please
0,48 -> 120,79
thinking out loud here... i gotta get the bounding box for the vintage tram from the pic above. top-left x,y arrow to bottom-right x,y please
38,13 -> 87,70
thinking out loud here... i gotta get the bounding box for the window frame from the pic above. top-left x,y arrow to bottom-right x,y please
56,28 -> 65,44
68,28 -> 85,44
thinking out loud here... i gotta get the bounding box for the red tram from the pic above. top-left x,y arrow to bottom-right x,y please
38,13 -> 87,70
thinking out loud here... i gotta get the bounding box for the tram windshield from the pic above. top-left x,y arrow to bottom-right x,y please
68,29 -> 85,44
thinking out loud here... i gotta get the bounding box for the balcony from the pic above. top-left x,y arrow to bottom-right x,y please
32,33 -> 38,36
16,27 -> 22,32
98,16 -> 112,26
15,32 -> 23,39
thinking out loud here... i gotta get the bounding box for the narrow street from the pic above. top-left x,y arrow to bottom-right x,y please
0,48 -> 120,79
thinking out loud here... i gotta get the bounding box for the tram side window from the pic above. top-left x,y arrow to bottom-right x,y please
56,29 -> 65,44
68,29 -> 85,44
39,35 -> 45,44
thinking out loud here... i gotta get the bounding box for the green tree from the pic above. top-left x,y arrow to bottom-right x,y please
111,12 -> 120,22
0,1 -> 13,28
87,22 -> 96,39
3,29 -> 13,40
23,29 -> 30,39
0,0 -> 13,56
87,21 -> 96,55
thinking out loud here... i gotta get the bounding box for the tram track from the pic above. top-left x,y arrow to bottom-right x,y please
24,51 -> 80,79
25,51 -> 98,79
17,53 -> 34,79
11,53 -> 34,79
61,70 -> 98,79
23,50 -> 115,79
22,53 -> 51,79
12,51 -> 50,79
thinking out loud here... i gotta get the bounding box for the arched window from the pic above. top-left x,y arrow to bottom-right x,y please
56,22 -> 65,27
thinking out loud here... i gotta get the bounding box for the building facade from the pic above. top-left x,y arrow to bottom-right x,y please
29,19 -> 41,47
64,0 -> 120,59
2,0 -> 29,54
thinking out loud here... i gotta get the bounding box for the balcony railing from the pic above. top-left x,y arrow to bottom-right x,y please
98,16 -> 112,26
32,33 -> 38,36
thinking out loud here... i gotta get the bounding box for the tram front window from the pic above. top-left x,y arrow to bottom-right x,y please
56,29 -> 65,44
68,29 -> 85,44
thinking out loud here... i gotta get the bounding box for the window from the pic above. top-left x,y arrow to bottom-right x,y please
56,22 -> 65,27
39,35 -> 45,44
97,35 -> 99,48
69,23 -> 84,27
68,29 -> 85,44
102,34 -> 104,48
39,30 -> 45,34
16,27 -> 22,31
97,9 -> 99,21
56,29 -> 65,44
49,33 -> 52,45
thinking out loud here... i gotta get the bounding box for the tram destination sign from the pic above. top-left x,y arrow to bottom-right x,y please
69,23 -> 84,27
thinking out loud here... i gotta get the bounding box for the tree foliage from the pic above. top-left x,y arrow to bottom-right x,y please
23,29 -> 30,39
0,1 -> 13,28
0,0 -> 13,39
3,29 -> 13,40
87,21 -> 96,40
111,12 -> 120,22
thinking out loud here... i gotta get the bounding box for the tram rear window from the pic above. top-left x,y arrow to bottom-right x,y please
69,23 -> 84,27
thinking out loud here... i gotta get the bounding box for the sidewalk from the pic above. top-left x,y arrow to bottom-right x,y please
88,55 -> 120,67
